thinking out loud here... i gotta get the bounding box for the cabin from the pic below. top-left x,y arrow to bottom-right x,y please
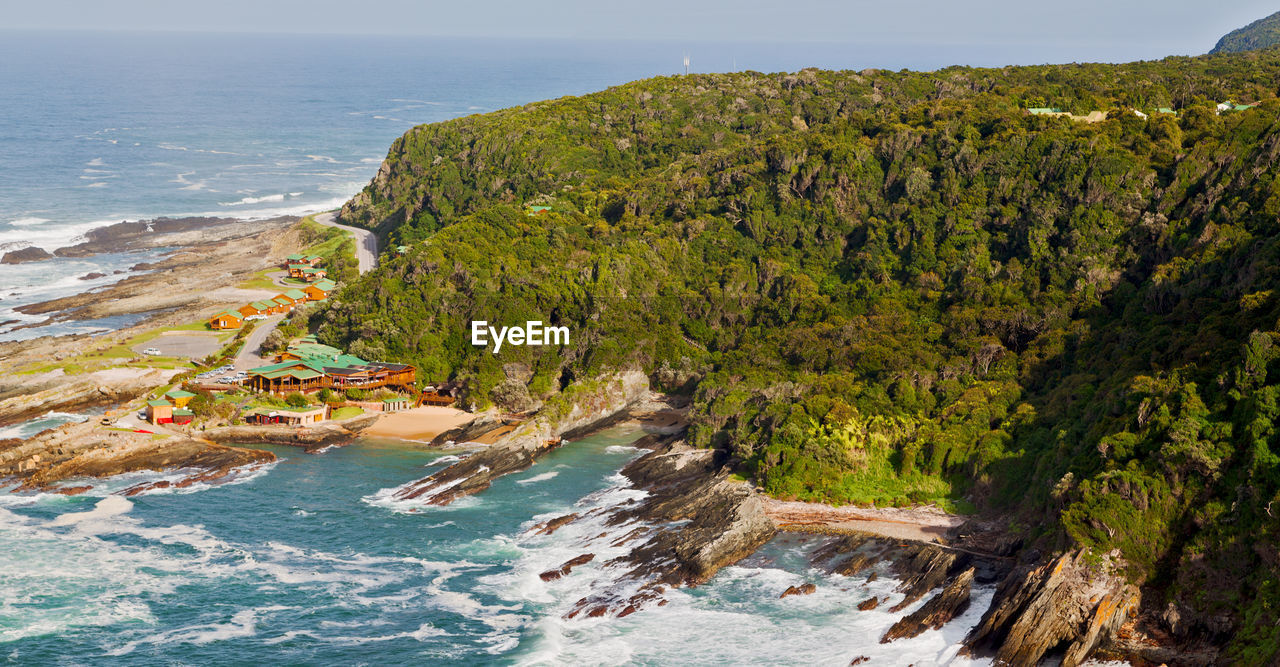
164,389 -> 196,408
146,399 -> 173,424
284,253 -> 323,268
525,205 -> 552,216
300,267 -> 327,282
243,406 -> 326,425
172,408 -> 195,425
382,397 -> 410,412
419,385 -> 457,406
238,303 -> 264,318
1157,107 -> 1177,116
1027,107 -> 1066,116
287,263 -> 309,279
251,300 -> 280,315
209,310 -> 243,330
304,279 -> 337,301
272,295 -> 296,312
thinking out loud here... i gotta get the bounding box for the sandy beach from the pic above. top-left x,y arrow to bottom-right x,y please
762,498 -> 966,543
361,406 -> 476,442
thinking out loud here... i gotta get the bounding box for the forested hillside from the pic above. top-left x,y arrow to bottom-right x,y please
317,53 -> 1280,660
1212,11 -> 1280,54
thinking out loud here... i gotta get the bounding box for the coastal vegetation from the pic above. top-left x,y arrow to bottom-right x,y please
318,52 -> 1280,658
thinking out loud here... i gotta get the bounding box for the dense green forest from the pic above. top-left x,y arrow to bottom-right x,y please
316,52 -> 1280,659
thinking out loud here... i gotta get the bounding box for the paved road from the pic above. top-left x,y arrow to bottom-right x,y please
234,314 -> 285,371
314,211 -> 377,274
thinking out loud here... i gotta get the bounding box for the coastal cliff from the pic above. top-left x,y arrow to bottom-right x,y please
318,54 -> 1280,662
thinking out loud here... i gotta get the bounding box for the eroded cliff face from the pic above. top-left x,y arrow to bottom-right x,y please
966,550 -> 1140,667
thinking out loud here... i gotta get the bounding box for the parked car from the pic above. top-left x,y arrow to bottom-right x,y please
142,347 -> 162,356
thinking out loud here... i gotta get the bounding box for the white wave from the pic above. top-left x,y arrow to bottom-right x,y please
360,157 -> 383,163
219,193 -> 289,206
516,471 -> 560,485
604,445 -> 643,454
48,495 -> 133,527
305,155 -> 337,163
86,157 -> 105,166
85,182 -> 109,188
8,217 -> 51,227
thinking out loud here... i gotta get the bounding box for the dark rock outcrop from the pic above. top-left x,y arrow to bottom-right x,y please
780,583 -> 817,598
1,246 -> 53,264
857,596 -> 880,611
965,551 -> 1139,667
882,568 -> 974,642
561,436 -> 777,619
540,554 -> 595,581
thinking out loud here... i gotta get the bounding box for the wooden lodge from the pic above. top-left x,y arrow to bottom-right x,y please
209,310 -> 243,330
246,347 -> 417,395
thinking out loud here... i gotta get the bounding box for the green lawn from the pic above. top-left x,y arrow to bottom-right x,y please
329,406 -> 365,420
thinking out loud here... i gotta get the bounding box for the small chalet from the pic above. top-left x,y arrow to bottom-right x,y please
172,408 -> 195,425
251,299 -> 280,315
238,303 -> 264,318
165,389 -> 196,408
210,310 -> 243,330
146,399 -> 173,424
272,295 -> 296,312
299,267 -> 327,282
304,279 -> 337,301
284,253 -> 322,268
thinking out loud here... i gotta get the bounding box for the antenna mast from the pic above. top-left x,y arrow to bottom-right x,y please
683,53 -> 690,75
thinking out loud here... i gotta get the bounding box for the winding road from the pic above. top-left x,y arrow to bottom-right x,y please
314,211 -> 378,274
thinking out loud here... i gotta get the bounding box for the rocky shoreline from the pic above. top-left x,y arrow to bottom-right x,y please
0,419 -> 275,494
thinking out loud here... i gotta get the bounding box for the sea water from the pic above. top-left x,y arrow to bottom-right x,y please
0,426 -> 994,664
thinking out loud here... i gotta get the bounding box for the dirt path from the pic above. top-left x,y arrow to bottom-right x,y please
314,211 -> 377,274
762,498 -> 966,544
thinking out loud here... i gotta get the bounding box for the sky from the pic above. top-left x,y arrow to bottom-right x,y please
4,0 -> 1278,62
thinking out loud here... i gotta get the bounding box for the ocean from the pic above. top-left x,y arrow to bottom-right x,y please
0,426 -> 995,664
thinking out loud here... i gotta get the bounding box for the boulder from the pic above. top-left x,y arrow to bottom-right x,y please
882,567 -> 974,642
1,246 -> 53,264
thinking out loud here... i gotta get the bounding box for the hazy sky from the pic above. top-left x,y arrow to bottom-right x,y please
6,0 -> 1277,60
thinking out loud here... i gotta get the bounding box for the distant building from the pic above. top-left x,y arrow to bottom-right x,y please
146,399 -> 173,424
243,405 -> 326,425
383,397 -> 410,412
1027,107 -> 1067,116
284,253 -> 322,267
304,278 -> 337,301
172,408 -> 195,425
164,389 -> 197,409
247,345 -> 416,395
209,310 -> 243,330
525,205 -> 553,216
1157,107 -> 1177,116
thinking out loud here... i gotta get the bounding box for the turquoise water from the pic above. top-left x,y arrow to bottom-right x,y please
0,426 -> 995,665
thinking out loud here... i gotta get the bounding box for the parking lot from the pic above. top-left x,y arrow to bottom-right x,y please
131,333 -> 226,359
